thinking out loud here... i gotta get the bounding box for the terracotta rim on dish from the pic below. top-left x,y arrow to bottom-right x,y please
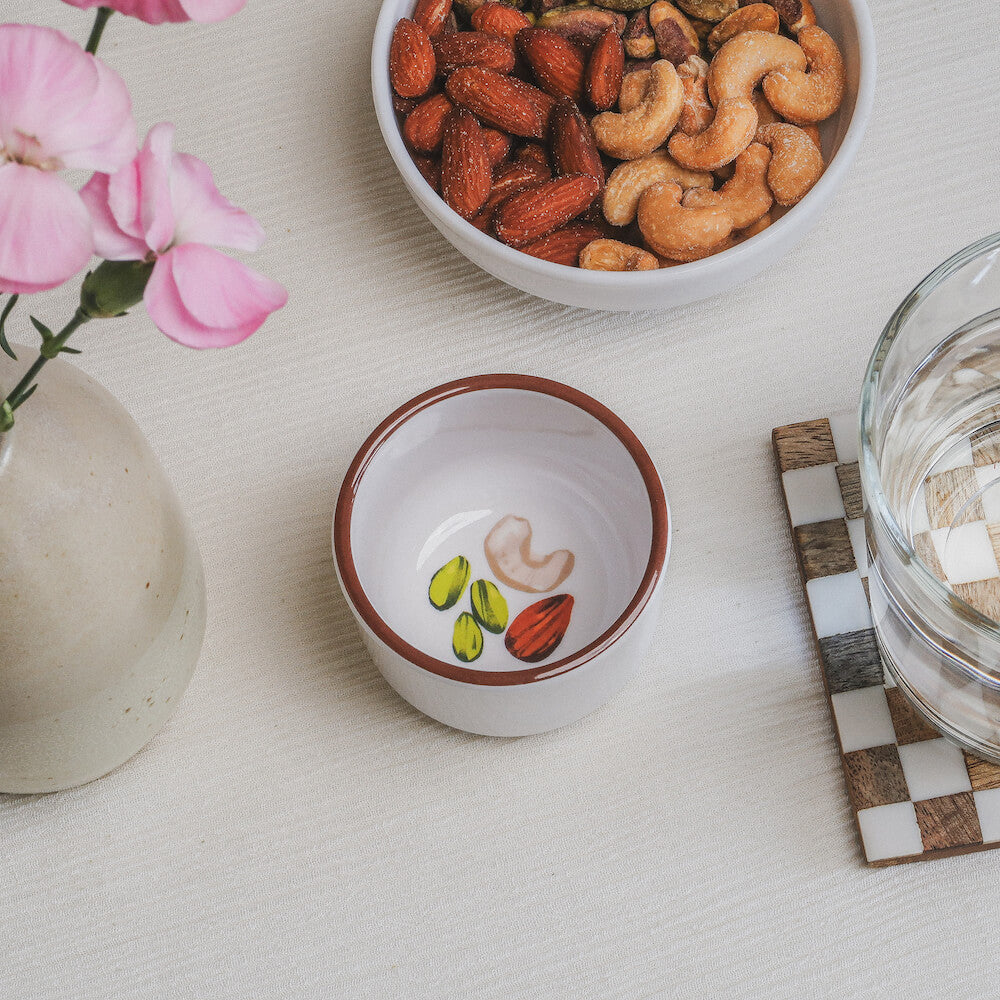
333,374 -> 670,686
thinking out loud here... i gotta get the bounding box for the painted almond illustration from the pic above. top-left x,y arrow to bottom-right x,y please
505,594 -> 574,663
470,579 -> 508,634
429,555 -> 470,610
453,611 -> 484,662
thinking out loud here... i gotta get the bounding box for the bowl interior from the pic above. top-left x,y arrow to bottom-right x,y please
350,388 -> 654,671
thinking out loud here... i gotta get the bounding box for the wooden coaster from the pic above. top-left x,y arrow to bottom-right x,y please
774,414 -> 1000,866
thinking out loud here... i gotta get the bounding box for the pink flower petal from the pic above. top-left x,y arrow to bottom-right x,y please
170,153 -> 264,251
79,171 -> 149,261
59,0 -> 186,23
0,24 -> 135,173
60,0 -> 245,22
177,0 -> 247,22
59,56 -> 137,171
106,122 -> 175,252
144,244 -> 286,348
0,163 -> 93,294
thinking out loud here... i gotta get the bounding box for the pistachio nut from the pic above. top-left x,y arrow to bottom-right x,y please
453,612 -> 485,662
470,579 -> 509,634
429,555 -> 471,610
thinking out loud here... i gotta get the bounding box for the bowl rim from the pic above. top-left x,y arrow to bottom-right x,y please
370,0 -> 877,289
333,374 -> 670,686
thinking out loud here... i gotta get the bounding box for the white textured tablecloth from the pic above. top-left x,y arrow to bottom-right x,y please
4,1 -> 1000,996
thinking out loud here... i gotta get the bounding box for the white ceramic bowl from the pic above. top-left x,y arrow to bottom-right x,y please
333,375 -> 670,736
371,0 -> 876,311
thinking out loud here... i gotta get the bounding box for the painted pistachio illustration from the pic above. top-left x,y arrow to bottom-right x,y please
428,555 -> 470,610
428,515 -> 575,665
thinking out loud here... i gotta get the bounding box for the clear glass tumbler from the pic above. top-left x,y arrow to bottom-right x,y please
861,233 -> 1000,761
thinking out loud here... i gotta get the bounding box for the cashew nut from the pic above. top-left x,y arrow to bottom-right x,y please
801,123 -> 821,150
580,238 -> 660,271
660,234 -> 737,262
707,30 -> 806,105
707,3 -> 779,53
483,515 -> 575,594
681,141 -> 772,228
676,55 -> 714,135
755,122 -> 823,205
667,97 -> 758,170
592,60 -> 684,161
750,88 -> 782,127
637,180 -> 735,260
738,210 -> 772,239
603,150 -> 713,225
619,68 -> 651,112
762,25 -> 845,124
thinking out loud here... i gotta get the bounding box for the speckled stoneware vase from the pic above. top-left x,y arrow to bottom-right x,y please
0,351 -> 206,792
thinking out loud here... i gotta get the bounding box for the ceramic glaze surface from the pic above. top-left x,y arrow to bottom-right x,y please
370,0 -> 876,311
0,352 -> 206,792
351,388 -> 652,670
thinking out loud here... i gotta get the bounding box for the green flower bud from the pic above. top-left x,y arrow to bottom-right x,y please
80,260 -> 154,320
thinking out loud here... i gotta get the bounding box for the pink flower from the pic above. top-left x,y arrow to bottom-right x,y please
60,0 -> 246,25
80,123 -> 287,348
0,24 -> 136,294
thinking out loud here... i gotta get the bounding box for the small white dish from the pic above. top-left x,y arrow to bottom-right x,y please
370,0 -> 877,311
333,375 -> 670,736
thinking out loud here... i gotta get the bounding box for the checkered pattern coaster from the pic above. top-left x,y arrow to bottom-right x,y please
774,414 -> 1000,866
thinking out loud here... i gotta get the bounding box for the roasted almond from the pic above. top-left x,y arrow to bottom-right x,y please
515,143 -> 551,170
494,173 -> 600,246
412,154 -> 442,192
393,93 -> 421,117
470,159 -> 551,231
446,67 -> 545,138
389,19 -> 436,99
550,97 -> 605,191
494,157 -> 552,195
516,27 -> 586,102
585,28 -> 625,111
441,108 -> 492,220
403,92 -> 454,153
471,1 -> 532,42
413,0 -> 453,37
433,31 -> 516,74
506,75 -> 558,132
520,221 -> 606,265
482,127 -> 513,166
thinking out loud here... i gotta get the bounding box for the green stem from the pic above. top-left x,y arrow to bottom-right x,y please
3,309 -> 91,414
85,7 -> 113,55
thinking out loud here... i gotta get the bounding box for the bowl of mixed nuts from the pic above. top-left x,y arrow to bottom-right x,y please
333,375 -> 670,735
371,0 -> 875,309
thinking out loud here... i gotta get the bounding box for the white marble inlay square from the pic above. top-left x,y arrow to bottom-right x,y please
975,464 -> 1000,522
930,523 -> 999,585
783,464 -> 846,528
847,517 -> 868,578
974,789 -> 1000,843
857,801 -> 924,862
831,686 -> 895,753
829,411 -> 859,464
897,739 -> 973,800
807,571 -> 873,639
